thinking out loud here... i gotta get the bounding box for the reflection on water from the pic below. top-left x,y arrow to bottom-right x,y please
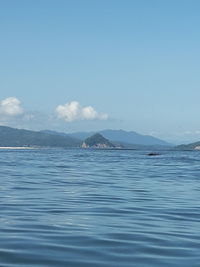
0,149 -> 200,266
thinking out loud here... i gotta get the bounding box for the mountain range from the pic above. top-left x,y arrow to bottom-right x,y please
0,126 -> 172,148
0,126 -> 80,148
42,129 -> 171,147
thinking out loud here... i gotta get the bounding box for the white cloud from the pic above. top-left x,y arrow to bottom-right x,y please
55,101 -> 108,122
0,97 -> 24,117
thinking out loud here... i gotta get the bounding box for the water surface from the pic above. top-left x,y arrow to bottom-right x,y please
0,149 -> 200,266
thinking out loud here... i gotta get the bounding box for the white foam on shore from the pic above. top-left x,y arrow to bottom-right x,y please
0,147 -> 37,149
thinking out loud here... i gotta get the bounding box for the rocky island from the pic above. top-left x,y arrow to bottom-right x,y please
82,133 -> 116,148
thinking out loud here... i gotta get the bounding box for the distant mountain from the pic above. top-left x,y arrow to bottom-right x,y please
40,130 -> 69,137
0,126 -> 172,149
40,129 -> 172,147
82,133 -> 115,148
99,129 -> 171,146
40,130 -> 93,140
0,126 -> 81,148
66,129 -> 171,146
176,141 -> 200,150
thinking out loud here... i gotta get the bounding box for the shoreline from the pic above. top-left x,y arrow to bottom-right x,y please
0,147 -> 37,149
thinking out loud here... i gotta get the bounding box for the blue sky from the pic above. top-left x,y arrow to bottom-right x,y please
1,0 -> 200,143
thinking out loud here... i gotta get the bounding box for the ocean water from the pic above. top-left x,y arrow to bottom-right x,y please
0,148 -> 200,267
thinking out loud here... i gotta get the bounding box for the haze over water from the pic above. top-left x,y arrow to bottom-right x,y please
0,148 -> 199,266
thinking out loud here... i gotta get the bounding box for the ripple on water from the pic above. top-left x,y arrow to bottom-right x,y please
0,149 -> 200,266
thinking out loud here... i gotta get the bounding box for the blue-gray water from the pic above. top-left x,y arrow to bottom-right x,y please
0,148 -> 200,266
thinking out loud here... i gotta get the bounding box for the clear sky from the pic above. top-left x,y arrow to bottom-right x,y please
1,0 -> 200,143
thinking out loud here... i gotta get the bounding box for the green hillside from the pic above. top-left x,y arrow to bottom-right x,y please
0,126 -> 81,148
82,133 -> 115,148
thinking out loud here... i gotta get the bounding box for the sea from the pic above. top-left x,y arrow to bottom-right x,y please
0,148 -> 200,267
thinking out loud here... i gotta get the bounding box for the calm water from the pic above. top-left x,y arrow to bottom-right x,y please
0,148 -> 200,266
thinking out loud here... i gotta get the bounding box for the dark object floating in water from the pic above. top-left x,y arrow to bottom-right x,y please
147,152 -> 160,156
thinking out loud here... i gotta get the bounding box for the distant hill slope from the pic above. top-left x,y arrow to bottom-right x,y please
82,133 -> 115,148
40,130 -> 70,137
64,129 -> 171,146
176,141 -> 200,150
40,130 -> 94,141
41,129 -> 171,146
99,130 -> 171,146
0,126 -> 81,147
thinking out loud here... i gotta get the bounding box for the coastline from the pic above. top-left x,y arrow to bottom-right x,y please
0,147 -> 37,149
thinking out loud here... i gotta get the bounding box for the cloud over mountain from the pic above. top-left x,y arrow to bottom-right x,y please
55,101 -> 108,122
0,97 -> 24,117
